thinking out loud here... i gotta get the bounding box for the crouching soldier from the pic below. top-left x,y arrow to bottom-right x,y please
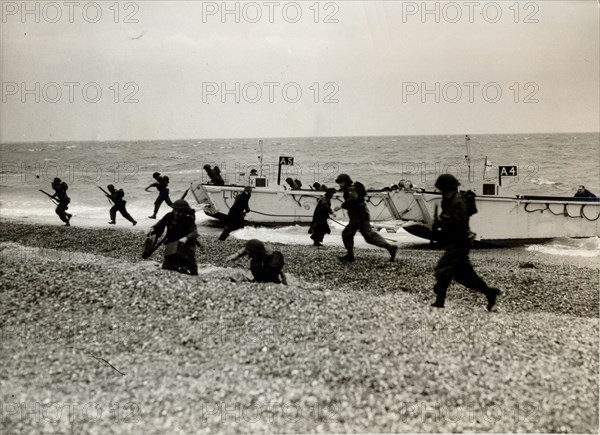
148,199 -> 199,275
226,239 -> 287,285
431,174 -> 500,311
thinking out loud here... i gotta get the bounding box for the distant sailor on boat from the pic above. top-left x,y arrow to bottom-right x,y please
203,165 -> 225,186
146,172 -> 173,219
50,177 -> 72,226
309,188 -> 336,246
106,184 -> 137,226
430,174 -> 500,311
219,186 -> 252,241
285,177 -> 300,190
148,199 -> 199,275
226,239 -> 287,285
574,185 -> 597,198
333,174 -> 397,262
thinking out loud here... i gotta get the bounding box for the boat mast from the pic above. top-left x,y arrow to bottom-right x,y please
258,139 -> 264,176
465,134 -> 471,182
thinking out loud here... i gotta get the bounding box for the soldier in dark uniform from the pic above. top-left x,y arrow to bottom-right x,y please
431,174 -> 501,311
148,199 -> 199,275
106,184 -> 137,226
333,174 -> 397,262
50,178 -> 72,226
226,239 -> 287,285
309,188 -> 336,246
574,185 -> 597,198
145,172 -> 173,219
203,164 -> 226,186
219,186 -> 252,241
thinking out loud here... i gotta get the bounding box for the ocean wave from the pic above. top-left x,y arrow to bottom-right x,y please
530,178 -> 558,186
526,237 -> 600,258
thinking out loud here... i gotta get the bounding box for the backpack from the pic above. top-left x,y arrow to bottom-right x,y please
267,251 -> 285,272
460,190 -> 478,216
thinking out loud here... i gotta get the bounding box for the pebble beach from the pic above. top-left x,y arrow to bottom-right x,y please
0,220 -> 598,433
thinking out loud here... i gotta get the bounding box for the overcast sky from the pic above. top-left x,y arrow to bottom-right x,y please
1,0 -> 598,142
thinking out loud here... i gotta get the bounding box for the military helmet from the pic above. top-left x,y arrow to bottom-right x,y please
435,174 -> 461,190
107,184 -> 115,190
244,186 -> 252,192
335,173 -> 352,184
152,172 -> 160,178
172,199 -> 191,210
325,187 -> 337,196
245,239 -> 266,253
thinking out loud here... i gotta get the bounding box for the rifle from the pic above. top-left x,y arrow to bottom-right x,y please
142,234 -> 168,259
39,190 -> 59,205
180,188 -> 189,200
97,186 -> 113,205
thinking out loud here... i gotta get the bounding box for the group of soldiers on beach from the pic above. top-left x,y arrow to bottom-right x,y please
44,168 -> 502,311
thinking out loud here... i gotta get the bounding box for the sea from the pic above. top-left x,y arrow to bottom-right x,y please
1,133 -> 599,259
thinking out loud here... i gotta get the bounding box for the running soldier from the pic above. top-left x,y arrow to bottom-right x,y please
105,184 -> 137,226
145,172 -> 174,219
431,174 -> 501,311
219,186 -> 252,241
50,178 -> 72,226
334,174 -> 397,262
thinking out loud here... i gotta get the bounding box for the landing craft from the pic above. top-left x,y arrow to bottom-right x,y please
190,139 -> 600,243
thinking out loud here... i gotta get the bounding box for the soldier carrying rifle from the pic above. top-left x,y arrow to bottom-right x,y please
99,184 -> 137,226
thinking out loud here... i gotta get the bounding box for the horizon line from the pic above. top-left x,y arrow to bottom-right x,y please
1,131 -> 599,145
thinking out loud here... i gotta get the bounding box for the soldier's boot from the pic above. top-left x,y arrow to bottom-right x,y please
431,284 -> 446,308
486,288 -> 501,312
387,245 -> 398,262
338,250 -> 355,262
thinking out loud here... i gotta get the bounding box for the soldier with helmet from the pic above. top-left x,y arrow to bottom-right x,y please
226,239 -> 287,285
219,186 -> 252,241
309,187 -> 336,246
431,173 -> 500,311
333,174 -> 398,262
148,199 -> 199,275
50,177 -> 72,226
105,184 -> 137,226
145,172 -> 174,219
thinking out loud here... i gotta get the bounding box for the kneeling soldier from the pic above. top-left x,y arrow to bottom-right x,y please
149,199 -> 199,275
226,239 -> 287,285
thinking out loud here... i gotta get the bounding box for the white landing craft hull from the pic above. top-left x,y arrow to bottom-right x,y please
403,192 -> 600,243
190,182 -> 423,225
